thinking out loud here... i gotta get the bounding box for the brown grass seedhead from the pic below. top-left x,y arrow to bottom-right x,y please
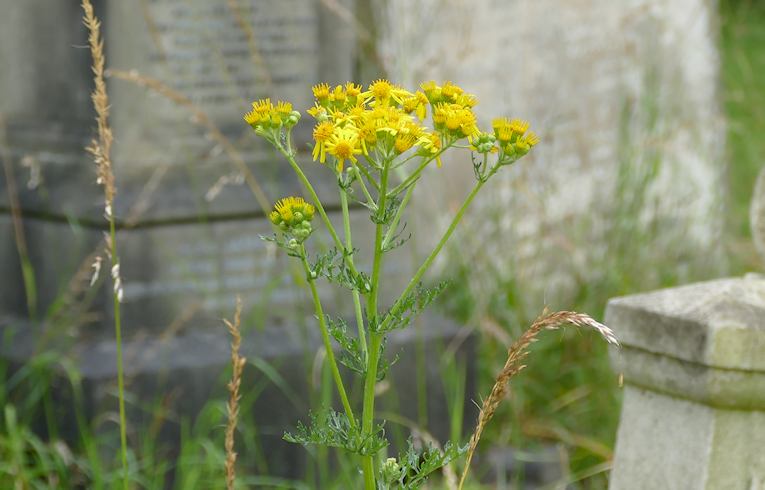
225,297 -> 246,490
458,310 -> 619,489
82,0 -> 115,207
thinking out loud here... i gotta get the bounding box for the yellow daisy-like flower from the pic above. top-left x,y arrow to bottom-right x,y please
312,83 -> 331,103
355,117 -> 378,155
417,132 -> 443,167
307,103 -> 328,121
454,93 -> 478,108
312,121 -> 335,163
420,80 -> 441,104
330,85 -> 347,105
244,98 -> 274,127
402,91 -> 429,120
510,119 -> 530,136
492,118 -> 513,142
394,133 -> 417,154
270,196 -> 315,226
275,100 -> 292,116
325,128 -> 363,172
440,81 -> 463,100
523,131 -> 540,147
362,79 -> 411,106
344,82 -> 362,98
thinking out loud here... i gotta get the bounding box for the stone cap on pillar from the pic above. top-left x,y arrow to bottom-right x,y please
605,275 -> 765,410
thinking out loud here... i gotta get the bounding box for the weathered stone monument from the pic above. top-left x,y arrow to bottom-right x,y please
377,0 -> 727,310
606,277 -> 765,489
0,0 -> 474,478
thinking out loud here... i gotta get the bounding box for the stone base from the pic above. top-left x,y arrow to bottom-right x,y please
607,276 -> 765,489
610,386 -> 765,489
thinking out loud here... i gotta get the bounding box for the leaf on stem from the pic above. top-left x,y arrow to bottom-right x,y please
283,410 -> 388,456
373,281 -> 449,333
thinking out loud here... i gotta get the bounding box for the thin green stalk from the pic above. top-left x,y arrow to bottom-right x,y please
109,219 -> 129,490
382,180 -> 416,250
379,173 -> 490,333
299,246 -> 356,428
387,146 -> 450,198
355,161 -> 380,191
361,161 -> 391,490
352,165 -> 377,208
340,189 -> 368,359
278,146 -> 361,279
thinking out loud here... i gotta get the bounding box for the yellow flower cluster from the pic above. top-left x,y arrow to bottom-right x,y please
492,118 -> 539,157
244,80 -> 538,173
305,79 -> 481,171
244,98 -> 300,130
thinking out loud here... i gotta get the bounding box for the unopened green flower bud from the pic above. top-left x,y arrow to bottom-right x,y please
287,238 -> 299,250
380,457 -> 401,484
285,110 -> 301,127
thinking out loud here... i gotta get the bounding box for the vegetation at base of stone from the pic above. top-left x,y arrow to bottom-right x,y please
721,0 -> 765,269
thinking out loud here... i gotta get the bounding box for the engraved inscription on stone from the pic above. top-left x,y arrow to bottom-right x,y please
108,0 -> 320,172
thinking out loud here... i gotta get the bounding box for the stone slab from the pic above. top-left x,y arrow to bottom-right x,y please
0,0 -> 356,223
610,386 -> 765,490
606,276 -> 765,371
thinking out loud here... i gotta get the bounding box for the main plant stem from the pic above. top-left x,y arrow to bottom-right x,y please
361,160 -> 390,489
299,247 -> 356,428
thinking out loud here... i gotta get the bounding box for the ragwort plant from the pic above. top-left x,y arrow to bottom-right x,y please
244,80 -> 539,489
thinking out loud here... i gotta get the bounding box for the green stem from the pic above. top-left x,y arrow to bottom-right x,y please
108,217 -> 129,490
382,180 -> 416,251
352,165 -> 377,209
278,147 -> 361,279
379,173 -> 489,333
299,246 -> 356,428
386,144 -> 451,199
361,161 -> 391,489
340,190 -> 368,359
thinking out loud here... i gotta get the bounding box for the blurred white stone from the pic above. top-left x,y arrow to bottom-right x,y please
751,168 -> 765,264
377,0 -> 726,309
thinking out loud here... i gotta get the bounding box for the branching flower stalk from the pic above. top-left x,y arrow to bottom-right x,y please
248,80 -> 541,489
81,1 -> 129,488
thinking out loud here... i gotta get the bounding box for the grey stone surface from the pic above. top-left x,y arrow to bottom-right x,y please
379,0 -> 727,313
752,168 -> 765,264
606,277 -> 765,489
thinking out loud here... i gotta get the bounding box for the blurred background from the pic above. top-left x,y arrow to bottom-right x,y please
0,0 -> 763,488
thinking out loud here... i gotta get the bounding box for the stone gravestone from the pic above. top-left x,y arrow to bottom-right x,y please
606,277 -> 765,489
751,167 -> 765,264
377,0 -> 727,312
0,0 -> 475,478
